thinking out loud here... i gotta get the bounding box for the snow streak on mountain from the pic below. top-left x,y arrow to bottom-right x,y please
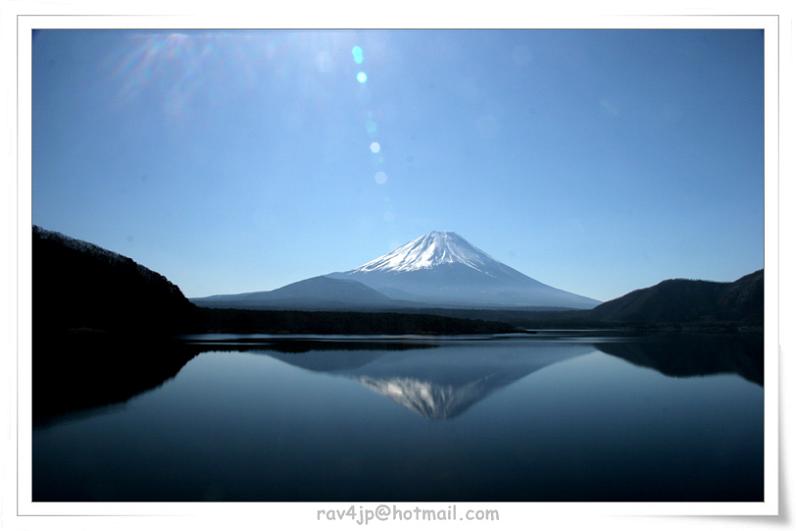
353,231 -> 496,274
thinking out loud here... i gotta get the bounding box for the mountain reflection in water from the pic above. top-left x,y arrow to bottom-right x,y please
595,333 -> 763,386
263,342 -> 591,419
33,334 -> 764,501
36,334 -> 762,426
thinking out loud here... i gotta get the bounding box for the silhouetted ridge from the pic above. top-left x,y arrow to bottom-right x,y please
33,225 -> 195,335
589,270 -> 763,324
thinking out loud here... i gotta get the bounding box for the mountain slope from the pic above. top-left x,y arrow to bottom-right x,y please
330,231 -> 600,309
588,269 -> 763,324
192,275 -> 399,310
33,225 -> 195,334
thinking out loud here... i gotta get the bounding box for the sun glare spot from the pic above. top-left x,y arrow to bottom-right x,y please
369,141 -> 381,154
374,171 -> 388,185
356,71 -> 368,84
352,46 -> 364,64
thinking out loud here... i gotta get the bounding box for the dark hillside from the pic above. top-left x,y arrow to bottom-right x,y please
33,225 -> 196,335
588,270 -> 763,325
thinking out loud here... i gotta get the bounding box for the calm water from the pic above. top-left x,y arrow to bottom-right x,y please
33,336 -> 763,501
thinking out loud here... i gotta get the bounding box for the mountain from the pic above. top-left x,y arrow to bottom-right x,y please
192,275 -> 398,310
329,231 -> 600,309
588,269 -> 763,324
36,224 -> 761,331
33,225 -> 195,335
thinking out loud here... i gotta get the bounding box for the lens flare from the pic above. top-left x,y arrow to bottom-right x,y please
374,171 -> 388,185
351,45 -> 364,64
356,71 -> 368,84
369,141 -> 381,154
365,119 -> 378,136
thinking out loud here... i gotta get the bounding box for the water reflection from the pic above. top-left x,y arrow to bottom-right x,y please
596,333 -> 763,386
33,336 -> 197,427
33,335 -> 764,501
35,334 -> 763,426
263,342 -> 592,419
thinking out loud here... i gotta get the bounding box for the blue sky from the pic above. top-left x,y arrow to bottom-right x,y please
32,29 -> 764,300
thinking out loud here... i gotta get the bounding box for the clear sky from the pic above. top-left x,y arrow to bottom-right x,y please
32,29 -> 764,300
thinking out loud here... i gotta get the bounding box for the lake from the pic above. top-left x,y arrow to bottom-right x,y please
32,334 -> 764,501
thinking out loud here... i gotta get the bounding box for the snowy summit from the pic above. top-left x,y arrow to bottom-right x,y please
353,231 -> 496,274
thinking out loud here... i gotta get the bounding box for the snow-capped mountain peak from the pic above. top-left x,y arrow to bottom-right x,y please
353,231 -> 496,274
331,230 -> 601,309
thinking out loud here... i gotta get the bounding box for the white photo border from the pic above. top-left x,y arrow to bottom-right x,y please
11,11 -> 780,523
